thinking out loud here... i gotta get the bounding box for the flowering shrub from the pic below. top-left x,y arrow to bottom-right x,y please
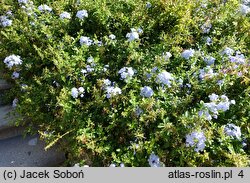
1,0 -> 250,167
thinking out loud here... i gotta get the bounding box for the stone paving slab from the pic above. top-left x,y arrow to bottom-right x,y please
0,79 -> 12,90
0,135 -> 65,167
0,105 -> 14,130
0,105 -> 26,140
0,126 -> 26,140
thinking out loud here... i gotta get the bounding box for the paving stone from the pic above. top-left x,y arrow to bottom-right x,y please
0,79 -> 12,90
0,105 -> 24,140
0,126 -> 26,140
0,135 -> 65,167
0,105 -> 14,129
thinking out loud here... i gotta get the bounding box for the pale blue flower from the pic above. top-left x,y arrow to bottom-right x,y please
76,10 -> 88,19
135,106 -> 143,117
181,49 -> 195,59
6,11 -> 13,16
146,2 -> 152,8
239,4 -> 250,15
201,22 -> 212,33
60,12 -> 71,19
230,100 -> 236,105
217,102 -> 230,111
200,94 -> 234,120
162,52 -> 172,60
80,36 -> 93,46
156,71 -> 174,87
118,67 -> 135,81
206,37 -> 212,45
229,53 -> 245,64
199,66 -> 215,80
11,71 -> 20,79
148,153 -> 161,167
140,86 -> 154,98
71,87 -> 79,98
224,124 -> 241,139
81,69 -> 87,75
106,86 -> 122,99
0,15 -> 12,27
87,56 -> 94,63
204,56 -> 215,65
109,34 -> 116,40
126,29 -> 139,41
103,79 -> 111,87
78,87 -> 85,93
243,0 -> 250,5
221,47 -> 234,56
12,98 -> 18,108
86,65 -> 94,73
38,4 -> 52,12
151,67 -> 158,73
217,79 -> 224,86
18,0 -> 29,4
186,131 -> 206,152
3,55 -> 23,68
204,102 -> 218,114
208,93 -> 219,102
137,27 -> 143,33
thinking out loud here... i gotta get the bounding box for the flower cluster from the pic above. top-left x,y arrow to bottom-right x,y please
181,49 -> 195,59
140,86 -> 154,98
105,86 -> 122,99
71,87 -> 85,98
229,52 -> 246,64
239,4 -> 250,15
118,67 -> 135,81
224,124 -> 241,139
102,80 -> 122,99
102,79 -> 111,87
38,4 -> 52,12
199,94 -> 235,120
204,56 -> 215,65
59,12 -> 71,19
76,10 -> 88,19
201,22 -> 212,33
1,0 -> 249,167
18,0 -> 29,4
80,56 -> 96,74
0,15 -> 12,27
156,71 -> 174,87
199,66 -> 216,80
126,28 -> 141,41
221,47 -> 234,56
186,131 -> 206,152
3,55 -> 23,68
80,36 -> 93,46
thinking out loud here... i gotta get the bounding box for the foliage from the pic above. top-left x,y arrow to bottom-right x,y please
1,0 -> 250,167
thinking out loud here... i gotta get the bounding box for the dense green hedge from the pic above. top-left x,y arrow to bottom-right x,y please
1,0 -> 250,166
